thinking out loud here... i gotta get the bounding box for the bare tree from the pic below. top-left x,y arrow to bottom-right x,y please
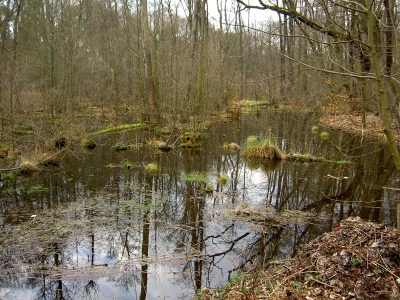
236,0 -> 400,170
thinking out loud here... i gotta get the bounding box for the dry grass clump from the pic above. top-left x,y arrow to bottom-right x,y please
19,158 -> 40,175
222,142 -> 241,151
242,136 -> 284,160
148,139 -> 174,151
36,152 -> 62,166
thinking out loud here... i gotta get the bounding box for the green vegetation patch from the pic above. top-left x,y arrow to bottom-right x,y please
180,131 -> 201,148
27,184 -> 47,194
145,163 -> 159,173
311,125 -> 319,133
2,172 -> 16,181
112,142 -> 130,151
320,131 -> 330,140
184,172 -> 208,184
112,142 -> 144,151
82,138 -> 97,150
88,123 -> 146,136
285,153 -> 352,164
217,174 -> 230,186
239,99 -> 269,107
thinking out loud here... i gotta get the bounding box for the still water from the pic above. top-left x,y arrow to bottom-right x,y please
0,110 -> 398,299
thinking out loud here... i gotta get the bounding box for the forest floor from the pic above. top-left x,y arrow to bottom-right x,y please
320,112 -> 400,141
196,217 -> 400,300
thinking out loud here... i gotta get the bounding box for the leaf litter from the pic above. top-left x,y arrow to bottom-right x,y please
199,217 -> 400,299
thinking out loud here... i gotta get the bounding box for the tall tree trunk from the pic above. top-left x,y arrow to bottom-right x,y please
185,0 -> 201,121
382,0 -> 400,127
365,0 -> 400,170
237,4 -> 244,101
139,0 -> 157,122
278,13 -> 285,99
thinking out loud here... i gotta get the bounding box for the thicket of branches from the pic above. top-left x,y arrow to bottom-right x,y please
0,0 -> 277,123
1,1 -> 399,145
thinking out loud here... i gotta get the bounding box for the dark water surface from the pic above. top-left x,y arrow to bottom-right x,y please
0,110 -> 398,299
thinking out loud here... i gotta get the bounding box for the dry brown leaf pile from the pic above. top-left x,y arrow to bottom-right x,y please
199,217 -> 400,300
320,113 -> 400,141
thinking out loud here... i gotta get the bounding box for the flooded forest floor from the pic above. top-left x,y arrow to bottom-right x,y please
197,107 -> 400,299
0,105 -> 400,300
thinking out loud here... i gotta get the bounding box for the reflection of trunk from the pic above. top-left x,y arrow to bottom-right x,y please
229,228 -> 285,272
140,217 -> 149,300
90,233 -> 95,265
190,199 -> 204,291
56,280 -> 64,300
140,174 -> 152,300
122,231 -> 131,259
183,179 -> 205,290
360,151 -> 395,221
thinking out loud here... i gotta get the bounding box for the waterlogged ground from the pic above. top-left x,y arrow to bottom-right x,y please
0,110 -> 399,299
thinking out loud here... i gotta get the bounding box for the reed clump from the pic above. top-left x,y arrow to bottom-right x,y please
242,135 -> 284,160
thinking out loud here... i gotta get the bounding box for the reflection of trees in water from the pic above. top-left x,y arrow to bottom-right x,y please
1,111 -> 398,298
30,278 -> 99,300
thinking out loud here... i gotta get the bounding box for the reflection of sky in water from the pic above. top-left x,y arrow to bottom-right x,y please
0,110 -> 398,299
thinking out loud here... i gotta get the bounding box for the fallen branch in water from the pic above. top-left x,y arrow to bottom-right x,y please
87,123 -> 146,136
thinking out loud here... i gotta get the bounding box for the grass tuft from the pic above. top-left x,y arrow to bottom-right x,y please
242,136 -> 284,160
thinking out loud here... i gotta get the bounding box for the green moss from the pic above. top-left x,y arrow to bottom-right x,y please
124,160 -> 132,169
112,142 -> 129,151
27,184 -> 46,194
88,123 -> 146,136
180,132 -> 201,148
320,131 -> 330,140
311,125 -> 319,133
3,172 -> 16,181
145,163 -> 159,173
82,138 -> 97,150
351,258 -> 362,267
